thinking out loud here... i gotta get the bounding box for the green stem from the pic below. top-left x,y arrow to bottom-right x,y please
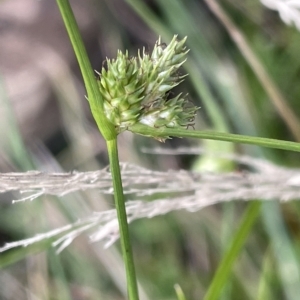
107,139 -> 139,300
129,124 -> 300,152
204,201 -> 261,300
56,0 -> 116,141
55,1 -> 138,298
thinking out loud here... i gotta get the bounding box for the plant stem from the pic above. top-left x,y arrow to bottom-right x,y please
128,124 -> 300,153
56,0 -> 116,141
203,201 -> 261,300
107,139 -> 139,300
55,1 -> 138,298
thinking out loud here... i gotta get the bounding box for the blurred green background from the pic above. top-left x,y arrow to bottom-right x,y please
1,0 -> 300,299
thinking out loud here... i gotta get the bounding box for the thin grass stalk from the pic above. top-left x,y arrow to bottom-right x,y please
107,140 -> 139,300
129,124 -> 300,153
203,201 -> 261,300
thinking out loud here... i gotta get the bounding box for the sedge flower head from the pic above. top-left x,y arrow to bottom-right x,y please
97,35 -> 198,140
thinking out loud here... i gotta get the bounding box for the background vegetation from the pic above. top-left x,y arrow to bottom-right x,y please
1,0 -> 300,299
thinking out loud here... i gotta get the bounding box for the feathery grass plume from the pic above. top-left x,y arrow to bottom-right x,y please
2,153 -> 300,253
97,35 -> 198,140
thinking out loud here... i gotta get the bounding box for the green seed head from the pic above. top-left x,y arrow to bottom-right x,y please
97,35 -> 198,138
